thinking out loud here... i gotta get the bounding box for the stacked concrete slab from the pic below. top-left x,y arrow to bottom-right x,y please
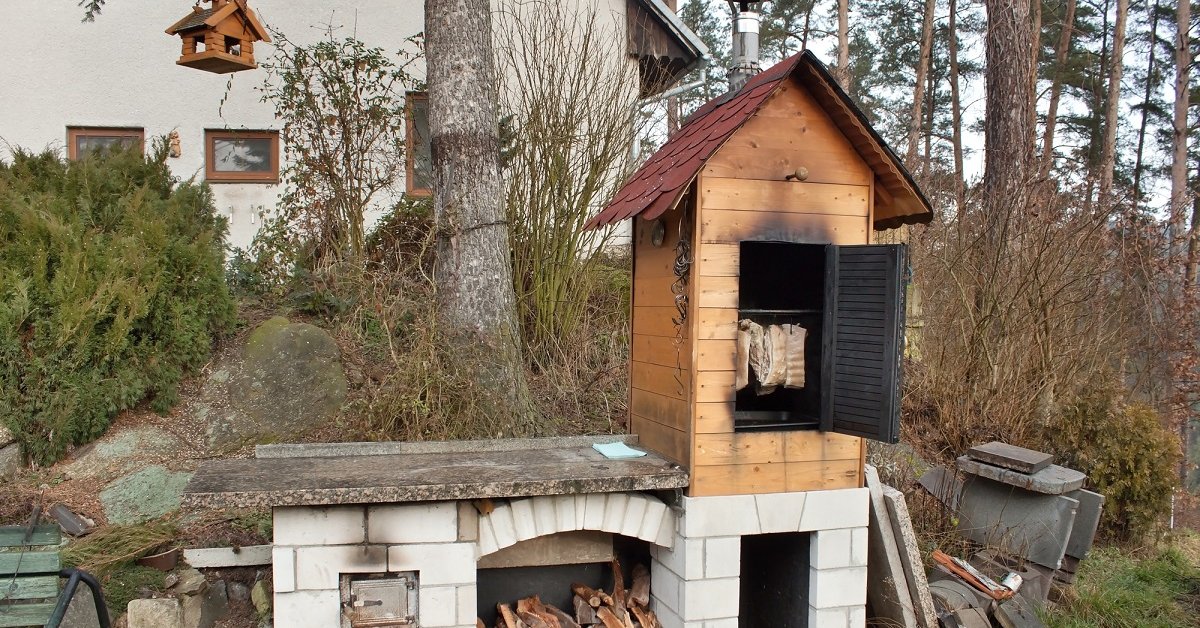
954,442 -> 1104,579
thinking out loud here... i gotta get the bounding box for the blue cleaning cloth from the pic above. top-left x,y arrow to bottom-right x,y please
592,442 -> 647,459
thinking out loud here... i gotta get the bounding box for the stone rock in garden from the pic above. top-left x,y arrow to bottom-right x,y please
1187,419 -> 1200,491
64,426 -> 182,481
0,423 -> 14,447
228,581 -> 250,603
251,580 -> 272,616
200,316 -> 348,452
170,569 -> 209,597
0,443 -> 22,479
100,465 -> 194,525
181,579 -> 228,628
127,597 -> 183,628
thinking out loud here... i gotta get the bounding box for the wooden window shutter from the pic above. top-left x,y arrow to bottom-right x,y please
820,244 -> 907,443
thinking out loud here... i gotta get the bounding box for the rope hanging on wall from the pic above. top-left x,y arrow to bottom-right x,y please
671,212 -> 692,396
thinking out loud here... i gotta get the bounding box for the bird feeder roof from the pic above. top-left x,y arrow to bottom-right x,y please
166,0 -> 270,42
588,50 -> 933,230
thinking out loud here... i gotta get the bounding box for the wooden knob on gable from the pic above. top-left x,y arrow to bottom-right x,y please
785,167 -> 810,182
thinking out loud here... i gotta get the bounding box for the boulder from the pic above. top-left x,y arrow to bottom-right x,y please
0,423 -> 14,447
100,466 -> 193,525
200,317 -> 347,451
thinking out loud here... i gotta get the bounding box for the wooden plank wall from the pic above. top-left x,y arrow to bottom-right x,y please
688,78 -> 871,497
630,203 -> 694,470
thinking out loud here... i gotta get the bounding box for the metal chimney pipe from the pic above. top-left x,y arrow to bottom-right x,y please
728,2 -> 762,92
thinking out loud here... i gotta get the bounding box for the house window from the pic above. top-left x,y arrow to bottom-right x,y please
406,92 -> 433,196
67,127 -> 144,160
735,242 -> 908,444
205,129 -> 279,183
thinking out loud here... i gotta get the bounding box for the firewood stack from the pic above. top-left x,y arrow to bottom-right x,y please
482,560 -> 658,628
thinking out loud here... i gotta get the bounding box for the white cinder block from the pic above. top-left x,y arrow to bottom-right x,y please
294,545 -> 386,590
388,543 -> 475,585
808,605 -> 850,628
532,497 -> 557,537
554,494 -> 577,532
656,507 -> 678,549
704,619 -> 739,628
650,557 -> 683,613
638,499 -> 669,544
488,503 -> 518,550
273,590 -> 341,628
574,494 -> 588,529
680,577 -> 739,621
798,488 -> 869,532
455,584 -> 477,625
703,537 -> 740,579
681,495 -> 760,537
809,566 -> 868,608
602,493 -> 630,534
848,604 -> 867,628
510,498 -> 538,542
368,502 -> 458,544
273,506 -> 364,545
810,528 -> 854,569
419,585 -> 458,627
850,527 -> 868,567
583,493 -> 607,530
620,495 -> 649,538
651,537 -> 704,580
477,514 -> 499,557
754,492 -> 807,533
272,547 -> 295,593
652,599 -> 684,628
457,501 -> 479,543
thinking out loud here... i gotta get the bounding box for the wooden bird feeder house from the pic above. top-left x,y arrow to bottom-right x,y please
590,51 -> 934,498
166,0 -> 270,74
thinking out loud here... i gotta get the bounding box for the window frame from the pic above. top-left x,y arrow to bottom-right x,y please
204,129 -> 280,184
66,126 -> 145,160
405,91 -> 432,197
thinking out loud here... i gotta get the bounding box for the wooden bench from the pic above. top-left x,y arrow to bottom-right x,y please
0,525 -> 110,628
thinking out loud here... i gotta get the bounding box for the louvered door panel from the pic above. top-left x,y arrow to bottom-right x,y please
820,244 -> 906,443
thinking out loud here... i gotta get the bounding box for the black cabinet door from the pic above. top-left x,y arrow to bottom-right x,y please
820,244 -> 907,443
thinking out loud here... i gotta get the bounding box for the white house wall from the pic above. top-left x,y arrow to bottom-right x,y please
0,0 -> 631,250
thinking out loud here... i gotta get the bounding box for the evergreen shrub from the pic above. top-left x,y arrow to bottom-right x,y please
0,145 -> 235,464
1054,390 -> 1180,541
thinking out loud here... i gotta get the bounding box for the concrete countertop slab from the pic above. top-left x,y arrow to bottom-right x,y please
183,437 -> 687,509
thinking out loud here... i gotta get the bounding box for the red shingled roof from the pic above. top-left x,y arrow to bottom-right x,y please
588,51 -> 933,230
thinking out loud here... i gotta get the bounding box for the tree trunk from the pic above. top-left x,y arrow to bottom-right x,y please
426,0 -> 532,431
836,0 -> 850,87
1039,0 -> 1075,178
983,0 -> 1036,240
1170,0 -> 1190,266
949,0 -> 966,217
1097,0 -> 1129,214
1132,0 -> 1160,203
1029,0 -> 1042,137
907,0 -> 937,165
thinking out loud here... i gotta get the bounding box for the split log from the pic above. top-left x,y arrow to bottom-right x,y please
595,607 -> 626,628
517,611 -> 553,628
542,603 -> 582,628
574,595 -> 598,624
498,603 -> 520,628
571,583 -> 603,608
629,564 -> 650,607
611,559 -> 626,611
629,606 -> 658,628
478,620 -> 486,628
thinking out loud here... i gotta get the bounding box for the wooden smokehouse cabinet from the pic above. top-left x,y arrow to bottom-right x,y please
590,51 -> 933,497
